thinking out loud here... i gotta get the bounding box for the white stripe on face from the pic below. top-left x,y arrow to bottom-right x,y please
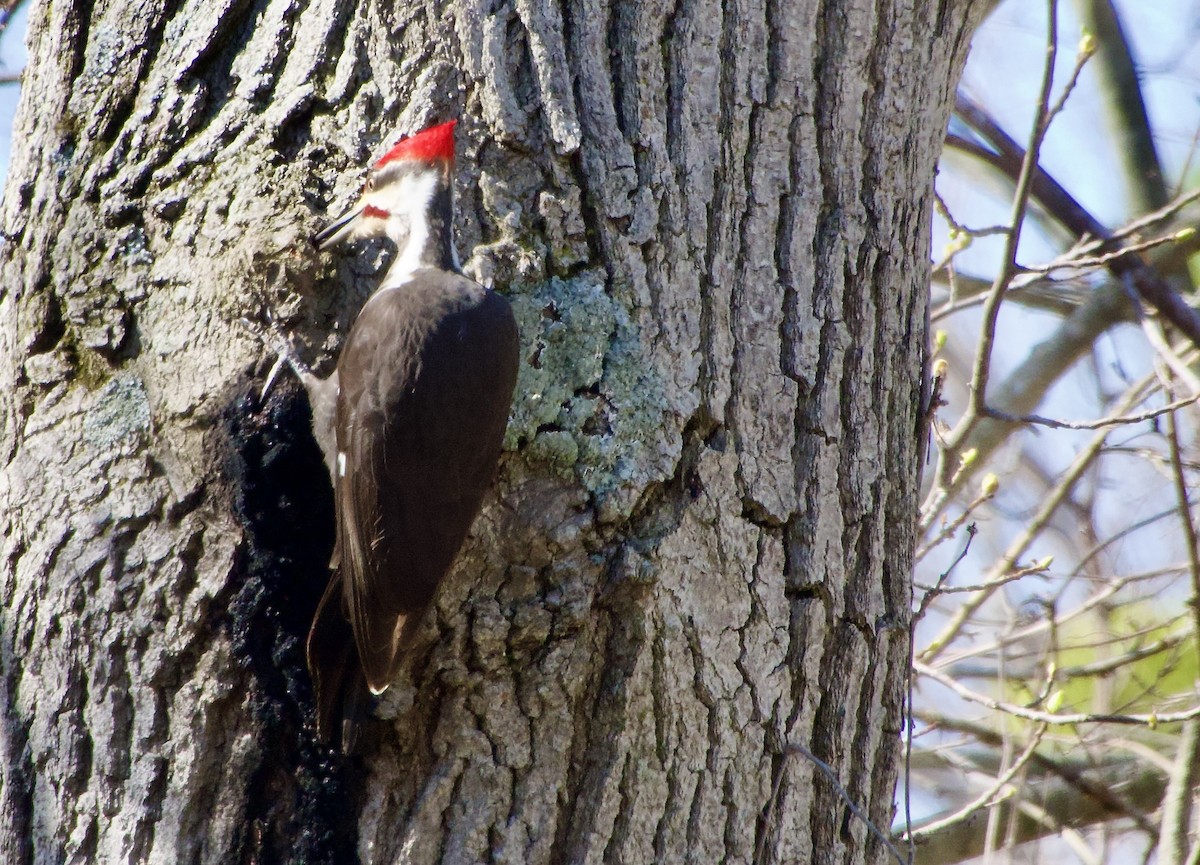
372,169 -> 439,288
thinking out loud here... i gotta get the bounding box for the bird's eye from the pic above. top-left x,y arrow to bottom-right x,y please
364,176 -> 376,192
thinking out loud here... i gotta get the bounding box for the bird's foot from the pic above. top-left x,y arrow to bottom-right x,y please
237,312 -> 314,404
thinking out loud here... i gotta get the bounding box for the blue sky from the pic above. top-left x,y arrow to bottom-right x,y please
0,1 -> 29,185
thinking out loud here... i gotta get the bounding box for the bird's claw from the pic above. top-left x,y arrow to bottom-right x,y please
260,353 -> 290,403
237,314 -> 313,403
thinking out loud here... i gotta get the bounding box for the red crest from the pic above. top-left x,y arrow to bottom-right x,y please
375,120 -> 457,168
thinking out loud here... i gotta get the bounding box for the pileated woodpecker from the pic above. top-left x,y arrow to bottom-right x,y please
298,120 -> 519,749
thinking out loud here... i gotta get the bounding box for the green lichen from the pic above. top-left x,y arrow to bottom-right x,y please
506,271 -> 612,450
506,272 -> 671,521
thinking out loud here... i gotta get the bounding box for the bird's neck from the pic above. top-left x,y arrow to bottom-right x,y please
385,176 -> 457,286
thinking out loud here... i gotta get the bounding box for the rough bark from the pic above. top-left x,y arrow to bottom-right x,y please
0,0 -> 983,863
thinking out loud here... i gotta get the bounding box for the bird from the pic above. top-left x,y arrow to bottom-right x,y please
293,119 -> 519,750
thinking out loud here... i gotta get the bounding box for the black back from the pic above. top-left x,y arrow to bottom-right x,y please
307,267 -> 518,743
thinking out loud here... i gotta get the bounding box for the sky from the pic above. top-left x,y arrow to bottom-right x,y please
0,1 -> 28,184
933,0 -> 1200,569
948,0 -> 1200,251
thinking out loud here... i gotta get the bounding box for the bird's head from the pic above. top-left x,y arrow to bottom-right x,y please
312,120 -> 457,251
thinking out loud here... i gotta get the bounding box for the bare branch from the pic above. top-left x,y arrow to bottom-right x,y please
948,101 -> 1106,239
1020,228 -> 1194,275
931,89 -> 1200,514
914,525 -> 978,624
1043,23 -> 1097,128
782,743 -> 909,865
914,558 -> 1051,595
962,2 -> 1060,430
933,189 -> 1011,240
920,373 -> 1157,663
914,660 -> 1200,726
1058,631 -> 1192,679
913,709 -> 1157,833
982,391 -> 1200,432
1159,377 -> 1200,865
904,760 -> 1166,865
1160,720 -> 1200,865
1165,397 -> 1200,609
1106,187 -> 1200,244
937,570 -> 1182,669
918,484 -> 992,558
901,722 -> 1049,844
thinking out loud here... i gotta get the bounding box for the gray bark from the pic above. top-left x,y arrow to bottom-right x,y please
0,0 -> 983,863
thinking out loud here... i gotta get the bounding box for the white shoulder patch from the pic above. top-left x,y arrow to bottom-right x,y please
337,452 -> 347,477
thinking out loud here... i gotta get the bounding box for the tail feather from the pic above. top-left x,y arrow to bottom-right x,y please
307,572 -> 368,752
340,671 -> 369,754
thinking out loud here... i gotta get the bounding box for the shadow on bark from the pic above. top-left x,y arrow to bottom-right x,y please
217,375 -> 362,865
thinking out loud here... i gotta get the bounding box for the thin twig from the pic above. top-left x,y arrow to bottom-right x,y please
1043,23 -> 1097,128
1021,229 -> 1193,275
1068,486 -> 1199,580
982,392 -> 1200,431
937,570 -> 1181,669
784,743 -> 909,865
964,2 -> 1059,425
920,373 -> 1155,663
913,709 -> 1157,834
932,189 -> 1011,240
914,526 -> 977,623
1106,187 -> 1200,244
900,722 -> 1048,844
1058,631 -> 1191,679
915,660 -> 1200,726
917,485 -> 993,559
914,558 -> 1050,595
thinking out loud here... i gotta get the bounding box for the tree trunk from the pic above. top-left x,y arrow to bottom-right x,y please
0,0 -> 983,863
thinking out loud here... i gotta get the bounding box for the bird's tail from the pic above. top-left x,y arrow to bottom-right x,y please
307,572 -> 369,753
